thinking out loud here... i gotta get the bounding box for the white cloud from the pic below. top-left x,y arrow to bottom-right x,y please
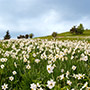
1,9 -> 89,38
0,0 -> 90,38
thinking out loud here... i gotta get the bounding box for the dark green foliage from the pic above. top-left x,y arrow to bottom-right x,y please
4,30 -> 11,40
70,24 -> 84,35
17,35 -> 25,39
70,26 -> 77,34
77,24 -> 84,34
17,36 -> 21,39
29,33 -> 34,38
25,34 -> 29,39
17,33 -> 34,39
52,32 -> 57,38
20,35 -> 25,38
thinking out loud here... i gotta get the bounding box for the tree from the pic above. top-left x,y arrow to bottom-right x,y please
25,34 -> 29,39
70,26 -> 77,34
17,36 -> 20,39
29,33 -> 34,38
17,35 -> 25,39
52,32 -> 57,38
70,24 -> 84,35
4,30 -> 11,40
77,23 -> 84,34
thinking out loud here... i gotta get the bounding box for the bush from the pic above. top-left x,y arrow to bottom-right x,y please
25,34 -> 29,39
4,30 -> 11,40
29,33 -> 34,38
52,32 -> 57,38
17,35 -> 25,39
17,36 -> 21,39
77,24 -> 84,34
70,26 -> 77,34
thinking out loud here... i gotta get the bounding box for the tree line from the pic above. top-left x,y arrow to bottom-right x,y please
4,30 -> 34,40
17,33 -> 34,39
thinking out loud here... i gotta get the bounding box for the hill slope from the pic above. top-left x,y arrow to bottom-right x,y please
37,30 -> 90,40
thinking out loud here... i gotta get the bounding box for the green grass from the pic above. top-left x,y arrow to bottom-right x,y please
36,30 -> 90,42
58,30 -> 90,36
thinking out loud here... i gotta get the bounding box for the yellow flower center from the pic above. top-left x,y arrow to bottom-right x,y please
48,68 -> 50,71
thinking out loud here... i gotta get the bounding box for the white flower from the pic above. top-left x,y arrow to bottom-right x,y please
48,61 -> 52,64
72,65 -> 76,70
23,58 -> 27,62
81,82 -> 88,89
66,71 -> 69,75
71,56 -> 74,59
4,58 -> 7,62
38,87 -> 43,90
71,89 -> 75,90
66,71 -> 69,79
0,58 -> 7,62
37,83 -> 40,87
47,79 -> 56,89
2,83 -> 8,90
67,80 -> 72,86
77,74 -> 85,80
73,73 -> 85,80
59,74 -> 64,80
52,58 -> 56,62
30,83 -> 37,90
33,53 -> 36,57
61,69 -> 64,73
14,62 -> 17,68
53,64 -> 56,68
12,71 -> 17,75
35,59 -> 40,63
0,64 -> 5,69
80,56 -> 88,61
27,61 -> 30,64
26,64 -> 31,69
4,58 -> 8,62
47,64 -> 54,73
9,76 -> 14,81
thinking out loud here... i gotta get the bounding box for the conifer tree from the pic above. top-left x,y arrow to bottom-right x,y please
4,30 -> 11,40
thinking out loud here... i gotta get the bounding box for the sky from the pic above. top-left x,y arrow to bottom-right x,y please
0,0 -> 90,38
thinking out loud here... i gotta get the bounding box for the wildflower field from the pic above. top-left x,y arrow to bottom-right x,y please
0,39 -> 90,90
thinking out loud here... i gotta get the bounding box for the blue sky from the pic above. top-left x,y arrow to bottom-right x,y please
0,0 -> 90,38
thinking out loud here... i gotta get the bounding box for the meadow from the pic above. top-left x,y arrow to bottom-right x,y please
0,39 -> 90,90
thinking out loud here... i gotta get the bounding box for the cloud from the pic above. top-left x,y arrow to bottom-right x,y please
0,0 -> 90,39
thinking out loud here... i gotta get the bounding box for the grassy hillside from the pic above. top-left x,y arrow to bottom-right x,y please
37,30 -> 90,42
58,30 -> 90,36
